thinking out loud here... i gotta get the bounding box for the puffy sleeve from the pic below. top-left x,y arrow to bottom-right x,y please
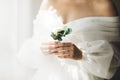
110,42 -> 120,68
17,38 -> 42,69
17,10 -> 63,69
77,40 -> 115,79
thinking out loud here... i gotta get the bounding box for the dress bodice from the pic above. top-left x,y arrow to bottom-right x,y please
33,10 -> 119,43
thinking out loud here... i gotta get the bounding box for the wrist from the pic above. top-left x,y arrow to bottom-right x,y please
73,45 -> 83,60
73,51 -> 82,60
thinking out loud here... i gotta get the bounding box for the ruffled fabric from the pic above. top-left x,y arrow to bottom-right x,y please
18,10 -> 120,80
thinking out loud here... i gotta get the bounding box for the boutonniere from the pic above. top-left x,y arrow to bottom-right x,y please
51,26 -> 72,41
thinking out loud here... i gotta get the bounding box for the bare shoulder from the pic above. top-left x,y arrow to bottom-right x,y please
94,0 -> 117,16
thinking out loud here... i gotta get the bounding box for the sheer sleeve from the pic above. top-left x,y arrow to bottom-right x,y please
77,40 -> 115,79
110,42 -> 120,68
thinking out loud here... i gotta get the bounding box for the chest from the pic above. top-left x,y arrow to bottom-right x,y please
56,6 -> 94,24
51,0 -> 116,24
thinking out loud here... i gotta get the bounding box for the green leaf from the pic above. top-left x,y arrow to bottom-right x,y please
63,26 -> 72,36
57,37 -> 62,41
51,26 -> 72,41
57,30 -> 64,34
51,32 -> 57,40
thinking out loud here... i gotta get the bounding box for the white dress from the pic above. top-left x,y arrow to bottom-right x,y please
17,10 -> 120,80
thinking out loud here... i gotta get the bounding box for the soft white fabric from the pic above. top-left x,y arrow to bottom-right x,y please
17,10 -> 120,80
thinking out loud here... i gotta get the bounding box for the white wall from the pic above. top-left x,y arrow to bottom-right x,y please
0,0 -> 42,80
0,0 -> 15,80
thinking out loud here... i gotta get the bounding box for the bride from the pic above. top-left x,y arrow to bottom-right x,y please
18,0 -> 120,80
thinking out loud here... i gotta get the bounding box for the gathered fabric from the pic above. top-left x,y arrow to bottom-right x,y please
18,10 -> 120,80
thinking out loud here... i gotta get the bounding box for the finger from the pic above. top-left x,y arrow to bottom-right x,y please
40,41 -> 60,50
42,41 -> 59,45
57,46 -> 74,52
50,49 -> 58,53
40,45 -> 58,50
54,49 -> 69,54
55,52 -> 69,56
58,42 -> 73,47
57,50 -> 71,54
58,54 -> 73,58
49,41 -> 60,45
41,48 -> 58,53
55,51 -> 73,57
56,47 -> 74,54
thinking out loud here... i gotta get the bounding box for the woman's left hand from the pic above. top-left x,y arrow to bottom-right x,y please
40,41 -> 82,60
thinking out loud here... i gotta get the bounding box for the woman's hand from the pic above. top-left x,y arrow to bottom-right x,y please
40,41 -> 82,60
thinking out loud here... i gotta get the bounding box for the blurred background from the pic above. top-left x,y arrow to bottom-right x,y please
0,0 -> 42,80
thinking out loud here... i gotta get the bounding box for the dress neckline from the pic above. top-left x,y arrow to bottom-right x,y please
39,10 -> 119,25
50,11 -> 118,25
61,16 -> 119,25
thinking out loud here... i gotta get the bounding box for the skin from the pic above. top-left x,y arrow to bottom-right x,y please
41,41 -> 82,59
40,0 -> 117,60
